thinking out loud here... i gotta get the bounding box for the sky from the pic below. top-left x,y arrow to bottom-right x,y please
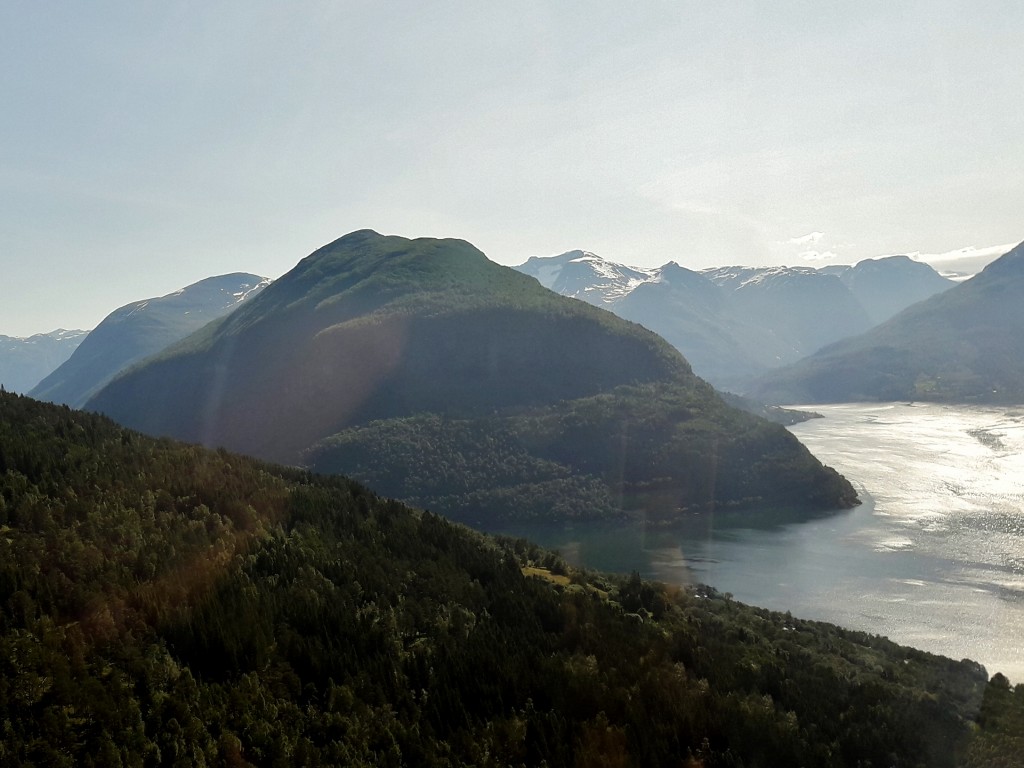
2,1 -> 1023,336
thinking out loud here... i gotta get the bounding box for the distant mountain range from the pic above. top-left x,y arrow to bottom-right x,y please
746,242 -> 1024,404
86,230 -> 856,524
516,252 -> 954,390
30,273 -> 269,408
0,329 -> 88,394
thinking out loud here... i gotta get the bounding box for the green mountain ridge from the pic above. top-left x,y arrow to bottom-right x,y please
747,241 -> 1024,404
0,389 -> 1018,766
87,230 -> 856,524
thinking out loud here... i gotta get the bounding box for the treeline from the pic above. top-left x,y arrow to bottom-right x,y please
0,390 -> 1015,766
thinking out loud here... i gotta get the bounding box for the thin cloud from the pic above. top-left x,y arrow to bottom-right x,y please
789,231 -> 824,245
908,242 -> 1018,264
901,241 -> 1020,280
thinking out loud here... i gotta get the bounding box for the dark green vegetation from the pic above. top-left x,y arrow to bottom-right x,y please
0,390 -> 1016,766
87,231 -> 855,524
749,242 -> 1024,404
31,273 -> 268,409
306,383 -> 851,526
965,673 -> 1024,767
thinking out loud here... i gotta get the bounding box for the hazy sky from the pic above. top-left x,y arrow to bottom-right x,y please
2,2 -> 1022,335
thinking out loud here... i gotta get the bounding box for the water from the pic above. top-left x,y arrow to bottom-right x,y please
497,403 -> 1024,681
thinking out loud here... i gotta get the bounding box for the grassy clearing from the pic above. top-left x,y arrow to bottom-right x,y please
522,565 -> 571,586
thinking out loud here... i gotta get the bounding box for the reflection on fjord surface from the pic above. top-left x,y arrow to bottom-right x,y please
498,403 -> 1024,680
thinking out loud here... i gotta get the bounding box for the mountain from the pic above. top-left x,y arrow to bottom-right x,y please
0,389 -> 1008,766
702,265 -> 874,362
87,230 -> 856,524
0,329 -> 88,393
30,273 -> 269,408
516,249 -> 656,305
823,255 -> 955,325
747,242 -> 1024,404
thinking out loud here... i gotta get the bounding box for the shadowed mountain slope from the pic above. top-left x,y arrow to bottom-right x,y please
612,262 -> 764,386
30,273 -> 269,408
701,265 -> 874,363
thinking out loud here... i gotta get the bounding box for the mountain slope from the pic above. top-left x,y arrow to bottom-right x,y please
614,263 -> 739,373
829,255 -> 954,325
747,242 -> 1024,404
0,329 -> 88,393
614,263 -> 785,388
702,265 -> 874,361
87,230 -> 856,523
0,389 -> 1003,766
30,273 -> 269,408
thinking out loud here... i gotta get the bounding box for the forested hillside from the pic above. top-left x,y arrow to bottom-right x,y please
0,390 -> 1016,766
306,382 -> 854,525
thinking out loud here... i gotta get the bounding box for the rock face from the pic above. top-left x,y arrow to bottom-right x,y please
746,242 -> 1024,404
31,273 -> 269,408
0,329 -> 88,394
87,230 -> 857,524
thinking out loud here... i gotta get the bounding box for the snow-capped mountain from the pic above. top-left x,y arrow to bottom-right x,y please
0,329 -> 89,394
515,250 -> 656,306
